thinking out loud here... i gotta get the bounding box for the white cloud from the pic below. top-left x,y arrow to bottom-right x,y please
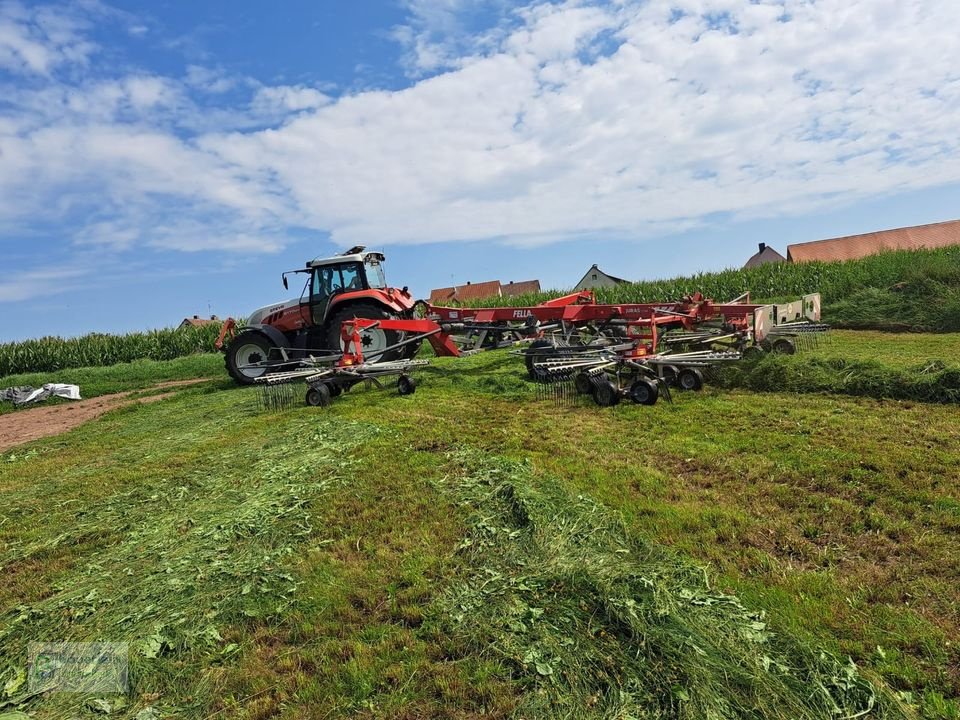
0,0 -> 96,74
251,85 -> 331,114
0,266 -> 88,302
2,0 -> 960,278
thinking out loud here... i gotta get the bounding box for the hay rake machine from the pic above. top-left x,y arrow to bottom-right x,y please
250,289 -> 827,411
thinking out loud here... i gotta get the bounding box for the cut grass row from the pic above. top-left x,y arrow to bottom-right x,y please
2,333 -> 959,717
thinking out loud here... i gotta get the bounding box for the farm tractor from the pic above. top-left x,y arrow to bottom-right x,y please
216,247 -> 420,384
217,246 -> 827,409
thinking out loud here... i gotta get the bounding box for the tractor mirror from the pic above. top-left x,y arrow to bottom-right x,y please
283,275 -> 289,290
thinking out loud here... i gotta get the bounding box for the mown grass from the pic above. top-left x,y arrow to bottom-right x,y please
823,330 -> 960,367
459,246 -> 960,332
713,330 -> 960,404
1,332 -> 958,718
0,354 -> 225,416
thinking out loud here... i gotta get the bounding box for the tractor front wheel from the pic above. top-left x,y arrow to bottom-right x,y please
225,331 -> 281,385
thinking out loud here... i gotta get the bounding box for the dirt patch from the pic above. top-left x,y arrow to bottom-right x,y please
0,379 -> 209,452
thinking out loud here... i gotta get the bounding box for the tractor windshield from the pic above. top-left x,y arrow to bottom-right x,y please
365,258 -> 386,289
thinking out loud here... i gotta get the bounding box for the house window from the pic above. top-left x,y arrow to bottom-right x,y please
592,274 -> 597,280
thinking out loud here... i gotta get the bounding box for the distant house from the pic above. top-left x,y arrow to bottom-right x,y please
573,264 -> 628,291
179,315 -> 219,329
743,243 -> 785,268
428,279 -> 541,305
501,279 -> 541,298
787,219 -> 960,263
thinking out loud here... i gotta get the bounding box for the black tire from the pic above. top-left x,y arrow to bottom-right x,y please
305,383 -> 332,407
327,382 -> 343,397
743,345 -> 765,360
326,303 -> 402,362
629,379 -> 659,405
225,331 -> 281,386
772,338 -> 796,355
592,378 -> 621,407
676,367 -> 704,392
397,375 -> 417,396
574,372 -> 594,395
659,364 -> 680,385
525,339 -> 558,380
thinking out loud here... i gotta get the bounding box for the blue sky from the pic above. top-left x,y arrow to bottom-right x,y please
2,0 -> 960,341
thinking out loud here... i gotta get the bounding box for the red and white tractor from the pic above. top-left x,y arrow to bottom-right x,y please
218,246 -> 418,384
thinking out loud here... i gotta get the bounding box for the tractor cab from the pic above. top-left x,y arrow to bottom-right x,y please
302,247 -> 387,324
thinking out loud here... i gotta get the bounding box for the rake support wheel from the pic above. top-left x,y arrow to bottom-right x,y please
772,338 -> 796,355
592,378 -> 621,407
397,375 -> 417,396
629,378 -> 659,406
305,383 -> 332,407
676,367 -> 704,392
574,372 -> 594,395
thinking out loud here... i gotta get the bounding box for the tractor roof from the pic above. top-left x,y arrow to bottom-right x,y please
306,246 -> 385,269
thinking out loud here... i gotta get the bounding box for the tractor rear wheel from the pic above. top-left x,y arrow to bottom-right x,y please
326,303 -> 403,362
225,331 -> 282,385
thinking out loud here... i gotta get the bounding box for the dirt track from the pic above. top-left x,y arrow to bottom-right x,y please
0,379 -> 209,452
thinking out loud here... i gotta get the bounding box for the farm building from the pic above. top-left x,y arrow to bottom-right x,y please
429,279 -> 541,304
574,264 -> 628,291
743,242 -> 785,268
501,279 -> 541,297
787,218 -> 960,263
179,315 -> 219,329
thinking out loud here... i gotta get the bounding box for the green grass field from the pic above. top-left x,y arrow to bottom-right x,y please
1,332 -> 958,718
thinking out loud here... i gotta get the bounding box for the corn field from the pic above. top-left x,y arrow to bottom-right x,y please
0,323 -> 223,377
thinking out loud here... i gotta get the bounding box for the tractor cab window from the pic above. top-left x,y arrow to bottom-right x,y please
339,263 -> 363,291
312,267 -> 342,299
365,258 -> 386,289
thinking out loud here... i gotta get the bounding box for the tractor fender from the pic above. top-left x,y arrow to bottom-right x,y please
327,290 -> 414,319
240,323 -> 292,356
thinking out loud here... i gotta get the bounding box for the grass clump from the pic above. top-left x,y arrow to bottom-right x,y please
0,403 -> 382,718
717,353 -> 960,403
436,448 -> 909,719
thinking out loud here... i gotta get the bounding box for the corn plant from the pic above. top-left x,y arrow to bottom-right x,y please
0,323 -> 224,377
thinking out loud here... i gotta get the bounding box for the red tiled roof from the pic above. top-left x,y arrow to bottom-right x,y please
501,279 -> 541,297
787,219 -> 960,263
428,286 -> 456,303
428,280 -> 503,304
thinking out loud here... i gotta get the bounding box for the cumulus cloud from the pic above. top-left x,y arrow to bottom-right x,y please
2,0 -> 960,275
0,0 -> 97,74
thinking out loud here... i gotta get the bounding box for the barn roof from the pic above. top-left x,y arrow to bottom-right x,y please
787,219 -> 960,263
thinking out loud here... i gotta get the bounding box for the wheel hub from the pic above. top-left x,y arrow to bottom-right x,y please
236,343 -> 269,379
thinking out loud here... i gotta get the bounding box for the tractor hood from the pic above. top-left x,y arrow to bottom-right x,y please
246,297 -> 301,326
